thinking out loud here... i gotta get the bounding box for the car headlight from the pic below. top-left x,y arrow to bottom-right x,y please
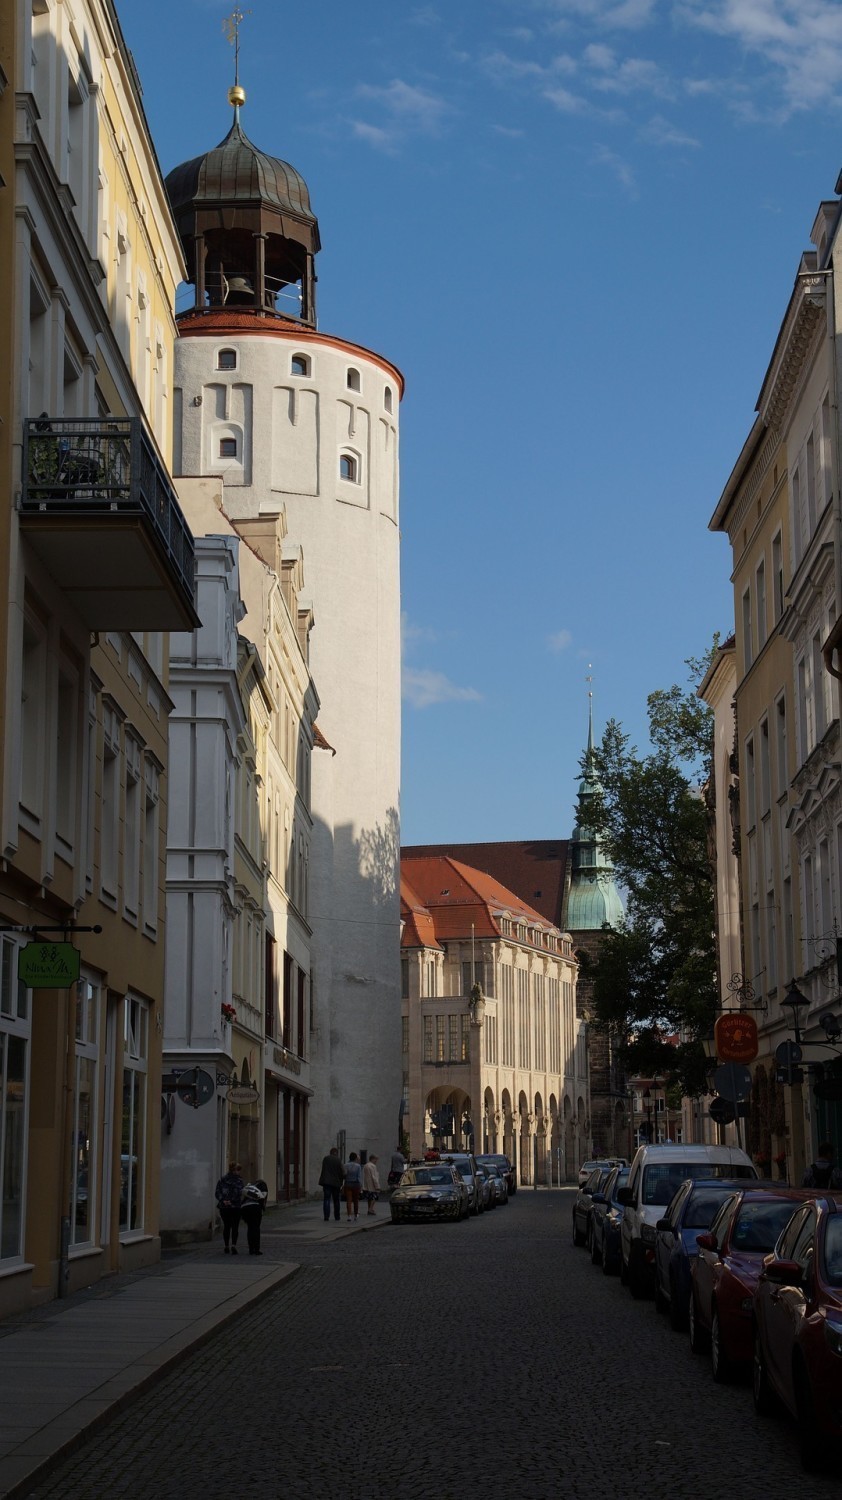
641,1224 -> 657,1245
824,1319 -> 842,1357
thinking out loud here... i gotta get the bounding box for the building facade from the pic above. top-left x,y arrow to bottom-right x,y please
0,0 -> 196,1313
164,93 -> 403,1183
401,855 -> 585,1183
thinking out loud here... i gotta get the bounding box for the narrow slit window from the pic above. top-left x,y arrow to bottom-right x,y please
217,349 -> 237,371
384,386 -> 393,413
346,368 -> 361,392
339,453 -> 358,482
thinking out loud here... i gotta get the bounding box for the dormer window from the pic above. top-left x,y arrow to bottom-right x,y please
384,386 -> 393,413
346,367 -> 361,392
339,453 -> 358,483
291,353 -> 310,377
217,349 -> 237,371
219,437 -> 238,459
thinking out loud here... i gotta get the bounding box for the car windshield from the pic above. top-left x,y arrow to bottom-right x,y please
611,1169 -> 630,1200
478,1156 -> 509,1169
405,1169 -> 453,1186
642,1162 -> 753,1206
823,1217 -> 842,1285
683,1187 -> 736,1228
731,1199 -> 801,1252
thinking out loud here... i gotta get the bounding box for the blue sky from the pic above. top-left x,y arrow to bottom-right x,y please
123,0 -> 842,843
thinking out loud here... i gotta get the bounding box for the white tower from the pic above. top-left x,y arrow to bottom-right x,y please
165,92 -> 403,1182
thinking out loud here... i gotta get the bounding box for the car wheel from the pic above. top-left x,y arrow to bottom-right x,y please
711,1307 -> 734,1384
794,1357 -> 826,1472
668,1276 -> 687,1332
572,1214 -> 585,1248
688,1290 -> 710,1354
753,1333 -> 776,1417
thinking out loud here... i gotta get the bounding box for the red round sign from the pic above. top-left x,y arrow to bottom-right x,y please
714,1012 -> 759,1064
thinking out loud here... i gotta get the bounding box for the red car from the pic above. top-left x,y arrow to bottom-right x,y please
690,1186 -> 815,1382
753,1194 -> 842,1471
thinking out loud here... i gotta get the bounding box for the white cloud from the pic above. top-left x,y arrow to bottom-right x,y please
349,120 -> 398,154
402,668 -> 482,709
547,629 -> 573,652
681,0 -> 842,113
356,78 -> 452,133
639,112 -> 701,146
481,49 -> 577,84
537,0 -> 658,29
544,84 -> 589,111
593,143 -> 638,193
590,54 -> 675,97
491,123 -> 527,136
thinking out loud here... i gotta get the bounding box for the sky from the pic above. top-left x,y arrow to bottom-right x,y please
121,0 -> 842,845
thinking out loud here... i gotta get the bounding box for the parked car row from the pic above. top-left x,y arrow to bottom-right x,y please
572,1141 -> 842,1470
390,1152 -> 513,1224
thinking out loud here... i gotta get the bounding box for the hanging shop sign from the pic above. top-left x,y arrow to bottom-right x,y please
714,1012 -> 758,1064
18,941 -> 80,988
227,1084 -> 260,1105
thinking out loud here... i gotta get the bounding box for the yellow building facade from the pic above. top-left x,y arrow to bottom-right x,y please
0,0 -> 195,1314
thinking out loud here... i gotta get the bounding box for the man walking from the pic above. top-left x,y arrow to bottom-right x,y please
318,1146 -> 345,1222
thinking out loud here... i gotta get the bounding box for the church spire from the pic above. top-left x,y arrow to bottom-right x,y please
565,687 -> 624,932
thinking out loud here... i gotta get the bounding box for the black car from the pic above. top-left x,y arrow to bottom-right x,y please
572,1166 -> 613,1248
476,1153 -> 516,1195
590,1165 -> 630,1274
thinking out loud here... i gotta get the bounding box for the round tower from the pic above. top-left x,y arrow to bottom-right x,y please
166,92 -> 403,1186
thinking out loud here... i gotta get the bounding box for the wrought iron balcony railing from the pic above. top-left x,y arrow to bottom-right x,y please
21,418 -> 196,610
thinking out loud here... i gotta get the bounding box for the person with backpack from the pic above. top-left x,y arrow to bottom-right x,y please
802,1140 -> 842,1189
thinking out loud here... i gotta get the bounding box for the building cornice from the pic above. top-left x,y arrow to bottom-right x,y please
757,270 -> 827,435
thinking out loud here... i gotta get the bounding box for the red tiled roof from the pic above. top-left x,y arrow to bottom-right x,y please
175,310 -> 405,393
401,855 -> 563,948
401,840 -> 569,928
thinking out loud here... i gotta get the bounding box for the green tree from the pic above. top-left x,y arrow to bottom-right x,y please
581,648 -> 718,1098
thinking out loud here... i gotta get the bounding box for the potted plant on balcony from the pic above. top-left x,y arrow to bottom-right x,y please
221,1002 -> 236,1026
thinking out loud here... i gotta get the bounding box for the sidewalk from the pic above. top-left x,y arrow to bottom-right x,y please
0,1200 -> 386,1499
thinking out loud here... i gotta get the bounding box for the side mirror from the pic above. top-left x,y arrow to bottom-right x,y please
591,1193 -> 607,1205
695,1233 -> 718,1253
656,1217 -> 672,1232
617,1187 -> 634,1206
763,1258 -> 802,1287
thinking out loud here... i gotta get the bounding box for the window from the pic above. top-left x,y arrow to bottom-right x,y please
142,758 -> 160,931
775,694 -> 788,799
71,977 -> 99,1246
813,632 -> 828,744
461,1014 -> 470,1062
346,367 -> 361,392
759,718 -> 770,815
121,997 -> 148,1234
401,957 -> 409,1000
123,736 -> 141,919
100,718 -> 120,903
742,588 -> 753,673
339,453 -> 358,483
756,560 -> 767,652
772,531 -> 784,622
384,386 -> 393,413
448,1014 -> 459,1061
436,1014 -> 445,1062
0,939 -> 29,1262
744,737 -> 756,830
20,615 -> 46,823
423,1015 -> 433,1063
797,657 -> 809,763
219,437 -> 237,459
217,349 -> 237,371
291,354 -> 310,377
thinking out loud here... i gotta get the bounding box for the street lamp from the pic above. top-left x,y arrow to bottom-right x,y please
783,979 -> 810,1045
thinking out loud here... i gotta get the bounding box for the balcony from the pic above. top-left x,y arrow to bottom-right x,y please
20,418 -> 200,631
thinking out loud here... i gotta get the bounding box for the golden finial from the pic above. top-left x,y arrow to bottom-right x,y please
224,7 -> 251,109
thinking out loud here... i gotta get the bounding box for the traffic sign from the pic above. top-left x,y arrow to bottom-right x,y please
18,941 -> 80,988
775,1040 -> 802,1069
714,1063 -> 753,1103
176,1068 -> 215,1108
714,1012 -> 759,1063
709,1096 -> 736,1125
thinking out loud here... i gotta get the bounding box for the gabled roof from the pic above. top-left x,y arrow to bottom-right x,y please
401,841 -> 569,928
401,855 -> 563,950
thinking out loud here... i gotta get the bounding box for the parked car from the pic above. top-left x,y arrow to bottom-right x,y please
482,1161 -> 509,1205
577,1157 -> 623,1187
753,1193 -> 842,1469
390,1163 -> 469,1223
618,1144 -> 758,1299
573,1166 -> 613,1248
590,1165 -> 629,1274
476,1153 -> 516,1195
691,1186 -> 814,1380
474,1163 -> 495,1211
654,1177 -> 759,1332
439,1153 -> 484,1215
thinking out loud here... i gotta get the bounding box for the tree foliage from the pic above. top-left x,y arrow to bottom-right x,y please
581,646 -> 718,1098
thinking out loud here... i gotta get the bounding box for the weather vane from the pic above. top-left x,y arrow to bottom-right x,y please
224,6 -> 251,107
586,663 -> 593,700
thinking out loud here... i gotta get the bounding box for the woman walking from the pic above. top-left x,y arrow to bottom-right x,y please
362,1155 -> 380,1215
343,1152 -> 363,1221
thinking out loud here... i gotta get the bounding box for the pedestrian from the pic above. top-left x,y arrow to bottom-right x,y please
363,1154 -> 380,1215
240,1180 -> 268,1255
344,1152 -> 363,1221
215,1161 -> 244,1253
802,1140 -> 842,1189
388,1149 -> 406,1187
318,1146 -> 345,1222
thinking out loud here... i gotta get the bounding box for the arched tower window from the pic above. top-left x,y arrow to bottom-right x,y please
291,353 -> 310,377
384,386 -> 393,413
346,368 -> 361,392
339,453 -> 359,483
217,348 -> 237,371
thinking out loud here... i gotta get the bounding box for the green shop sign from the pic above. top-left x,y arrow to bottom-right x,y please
18,942 -> 81,988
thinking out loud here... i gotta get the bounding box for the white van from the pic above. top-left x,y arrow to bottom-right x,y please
618,1143 -> 758,1298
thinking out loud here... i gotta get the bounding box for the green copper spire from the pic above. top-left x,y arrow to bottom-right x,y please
566,682 -> 624,931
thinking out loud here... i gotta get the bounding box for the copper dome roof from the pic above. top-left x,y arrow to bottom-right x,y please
165,116 -> 317,227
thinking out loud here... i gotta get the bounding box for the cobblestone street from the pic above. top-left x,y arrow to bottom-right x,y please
24,1191 -> 841,1500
